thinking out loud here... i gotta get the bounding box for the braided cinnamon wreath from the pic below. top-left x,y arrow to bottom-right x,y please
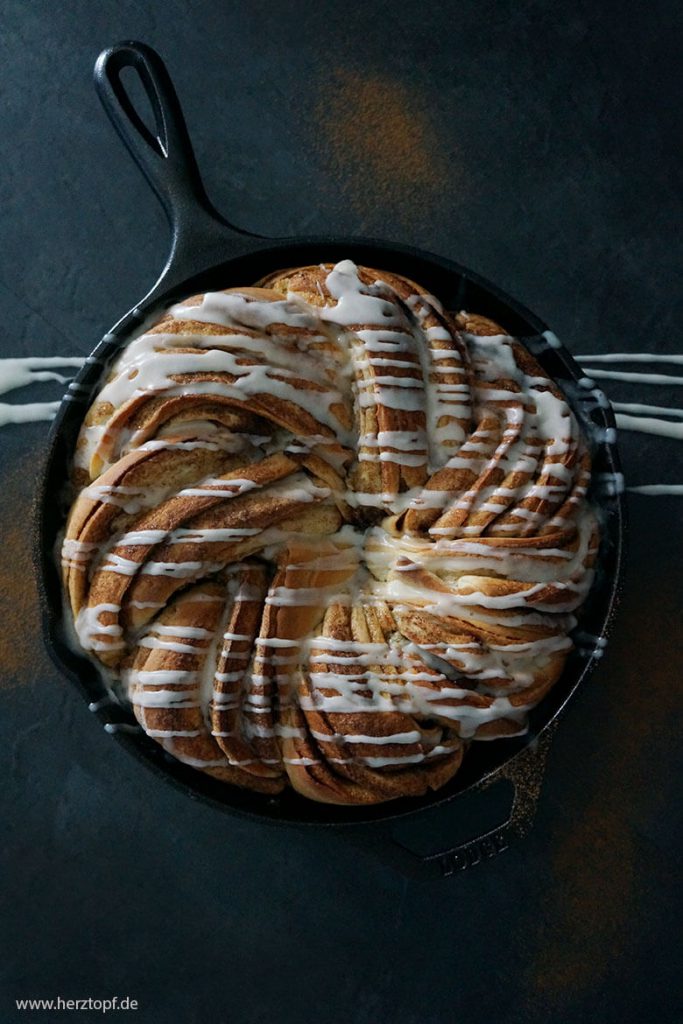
62,261 -> 598,805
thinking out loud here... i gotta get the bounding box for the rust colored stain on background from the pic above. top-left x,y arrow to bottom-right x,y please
313,68 -> 450,225
532,799 -> 637,995
0,456 -> 47,685
527,565 -> 679,1002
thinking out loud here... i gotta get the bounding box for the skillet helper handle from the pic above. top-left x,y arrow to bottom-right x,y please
350,732 -> 554,880
93,41 -> 253,265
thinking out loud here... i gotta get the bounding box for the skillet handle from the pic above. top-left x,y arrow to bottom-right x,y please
94,41 -> 259,273
346,730 -> 555,880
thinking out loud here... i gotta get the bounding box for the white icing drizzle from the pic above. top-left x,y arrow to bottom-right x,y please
578,369 -> 683,385
573,631 -> 607,659
0,356 -> 86,426
0,400 -> 61,426
75,603 -> 123,652
88,696 -> 115,712
577,353 -> 683,364
575,351 -> 683,453
628,484 -> 683,495
595,471 -> 625,495
541,330 -> 562,349
613,402 -> 683,419
104,722 -> 142,735
615,414 -> 683,440
0,356 -> 85,395
63,260 -> 659,786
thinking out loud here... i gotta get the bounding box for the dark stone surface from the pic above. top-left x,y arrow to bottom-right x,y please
1,1 -> 681,1022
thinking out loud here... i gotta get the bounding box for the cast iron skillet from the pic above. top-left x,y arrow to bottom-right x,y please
35,41 -> 625,879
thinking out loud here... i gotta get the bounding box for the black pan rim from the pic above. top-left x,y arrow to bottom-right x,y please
33,233 -> 626,829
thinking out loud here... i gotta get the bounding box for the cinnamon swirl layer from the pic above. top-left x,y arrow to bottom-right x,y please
62,260 -> 598,805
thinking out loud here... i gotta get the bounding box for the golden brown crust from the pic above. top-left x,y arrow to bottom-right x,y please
62,263 -> 597,804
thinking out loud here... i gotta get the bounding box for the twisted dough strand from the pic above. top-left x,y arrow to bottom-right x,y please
62,261 -> 598,804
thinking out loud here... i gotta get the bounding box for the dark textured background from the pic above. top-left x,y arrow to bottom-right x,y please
1,1 -> 681,1022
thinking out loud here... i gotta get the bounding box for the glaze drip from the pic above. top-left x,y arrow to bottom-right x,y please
60,261 -> 602,805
